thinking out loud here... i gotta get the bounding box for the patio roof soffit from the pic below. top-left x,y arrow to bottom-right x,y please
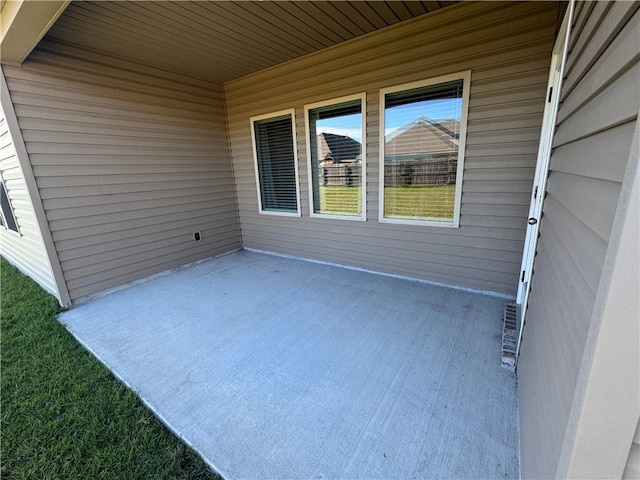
29,1 -> 458,84
0,0 -> 70,66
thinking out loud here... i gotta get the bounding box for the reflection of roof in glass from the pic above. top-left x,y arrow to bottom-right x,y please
386,116 -> 460,156
318,133 -> 361,163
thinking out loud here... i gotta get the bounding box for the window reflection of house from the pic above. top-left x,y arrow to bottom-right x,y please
317,133 -> 362,186
385,116 -> 460,186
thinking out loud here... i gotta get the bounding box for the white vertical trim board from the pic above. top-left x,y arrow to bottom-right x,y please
304,92 -> 367,221
516,1 -> 574,358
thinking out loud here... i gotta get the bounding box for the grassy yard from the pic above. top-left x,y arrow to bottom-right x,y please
319,185 -> 362,215
318,184 -> 455,219
0,258 -> 219,480
384,185 -> 455,220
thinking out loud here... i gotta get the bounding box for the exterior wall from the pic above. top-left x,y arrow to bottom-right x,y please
560,123 -> 638,479
225,1 -> 558,295
623,420 -> 640,479
3,41 -> 241,301
0,105 -> 59,298
518,2 -> 640,478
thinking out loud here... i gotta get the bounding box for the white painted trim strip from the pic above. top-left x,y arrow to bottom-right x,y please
515,0 -> 574,358
244,247 -> 514,300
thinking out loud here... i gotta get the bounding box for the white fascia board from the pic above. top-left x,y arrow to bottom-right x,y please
1,0 -> 70,65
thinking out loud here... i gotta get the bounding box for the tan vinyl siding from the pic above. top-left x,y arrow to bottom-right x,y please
3,46 -> 241,301
225,1 -> 558,295
623,420 -> 640,479
518,2 -> 640,479
0,111 -> 58,297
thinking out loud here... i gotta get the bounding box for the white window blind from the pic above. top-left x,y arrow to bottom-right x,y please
253,113 -> 299,214
306,96 -> 364,218
380,73 -> 469,227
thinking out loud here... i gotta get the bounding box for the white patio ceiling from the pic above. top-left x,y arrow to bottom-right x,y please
40,1 -> 457,83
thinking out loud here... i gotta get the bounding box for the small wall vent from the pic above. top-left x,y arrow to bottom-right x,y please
193,231 -> 202,243
501,302 -> 518,371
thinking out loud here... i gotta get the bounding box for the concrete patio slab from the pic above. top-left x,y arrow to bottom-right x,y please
59,250 -> 519,479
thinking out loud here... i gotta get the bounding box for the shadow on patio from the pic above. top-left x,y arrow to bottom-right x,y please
59,250 -> 519,479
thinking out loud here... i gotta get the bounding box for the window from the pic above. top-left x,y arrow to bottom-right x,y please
0,180 -> 18,232
305,94 -> 366,220
251,109 -> 300,216
379,72 -> 470,227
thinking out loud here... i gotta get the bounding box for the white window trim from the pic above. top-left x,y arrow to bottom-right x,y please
304,93 -> 367,222
250,108 -> 301,217
378,70 -> 471,228
0,175 -> 20,236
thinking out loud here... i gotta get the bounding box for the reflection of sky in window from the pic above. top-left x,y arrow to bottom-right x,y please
313,97 -> 462,142
316,113 -> 362,143
386,98 -> 462,138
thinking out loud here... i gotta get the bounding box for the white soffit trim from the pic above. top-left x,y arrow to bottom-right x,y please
0,0 -> 70,65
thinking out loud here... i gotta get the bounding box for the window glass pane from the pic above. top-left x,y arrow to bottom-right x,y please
308,99 -> 362,217
254,114 -> 298,213
383,79 -> 463,223
0,181 -> 18,232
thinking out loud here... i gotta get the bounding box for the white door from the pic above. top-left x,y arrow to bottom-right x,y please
515,1 -> 574,358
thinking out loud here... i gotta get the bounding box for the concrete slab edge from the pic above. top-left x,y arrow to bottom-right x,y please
71,248 -> 242,307
57,318 -> 229,480
245,247 -> 516,301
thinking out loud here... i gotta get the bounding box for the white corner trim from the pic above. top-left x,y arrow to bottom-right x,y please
558,119 -> 640,480
0,66 -> 71,306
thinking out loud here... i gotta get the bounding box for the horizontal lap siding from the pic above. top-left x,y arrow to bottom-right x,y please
225,1 -> 558,295
3,46 -> 241,300
518,2 -> 640,478
0,113 -> 58,297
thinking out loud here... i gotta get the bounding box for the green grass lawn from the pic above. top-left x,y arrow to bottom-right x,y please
318,185 -> 455,219
384,185 -> 455,220
0,257 -> 219,480
319,186 -> 362,215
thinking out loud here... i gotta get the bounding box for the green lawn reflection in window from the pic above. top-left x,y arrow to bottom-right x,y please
382,75 -> 468,225
307,96 -> 364,218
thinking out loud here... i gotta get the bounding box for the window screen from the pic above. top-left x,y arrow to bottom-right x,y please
0,181 -> 18,232
382,77 -> 466,224
253,113 -> 298,213
307,98 -> 363,217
